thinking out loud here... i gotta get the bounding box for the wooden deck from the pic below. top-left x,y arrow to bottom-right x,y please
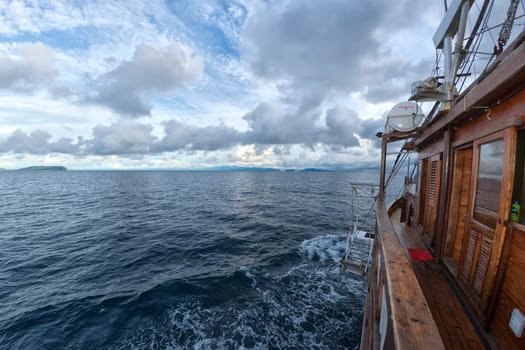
391,210 -> 486,350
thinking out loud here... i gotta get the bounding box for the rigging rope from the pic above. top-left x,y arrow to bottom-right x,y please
458,0 -> 494,91
494,0 -> 521,54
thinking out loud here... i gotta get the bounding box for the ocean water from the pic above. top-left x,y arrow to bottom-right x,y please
0,170 -> 383,350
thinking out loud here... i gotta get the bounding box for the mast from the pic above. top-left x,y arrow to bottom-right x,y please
410,0 -> 474,106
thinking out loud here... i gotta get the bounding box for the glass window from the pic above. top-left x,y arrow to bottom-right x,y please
474,139 -> 504,228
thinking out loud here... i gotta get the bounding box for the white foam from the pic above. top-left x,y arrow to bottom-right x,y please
300,234 -> 347,263
240,265 -> 257,288
110,237 -> 366,349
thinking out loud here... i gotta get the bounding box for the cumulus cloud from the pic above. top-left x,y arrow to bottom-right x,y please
361,59 -> 433,103
242,102 -> 320,145
0,105 -> 384,157
244,1 -> 381,91
89,44 -> 203,117
154,120 -> 241,152
241,102 -> 383,148
0,129 -> 79,154
321,106 -> 361,147
0,42 -> 58,92
86,121 -> 156,155
243,0 -> 437,106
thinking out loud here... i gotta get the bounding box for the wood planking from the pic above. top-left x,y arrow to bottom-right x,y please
490,224 -> 525,350
444,148 -> 472,265
456,149 -> 472,261
422,154 -> 442,249
391,212 -> 484,350
376,200 -> 445,349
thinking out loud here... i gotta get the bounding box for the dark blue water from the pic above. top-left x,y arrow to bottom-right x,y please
0,171 -> 381,350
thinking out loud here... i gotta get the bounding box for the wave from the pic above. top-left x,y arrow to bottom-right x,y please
106,235 -> 365,350
0,171 -> 368,349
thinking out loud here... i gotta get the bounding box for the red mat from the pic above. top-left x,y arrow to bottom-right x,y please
408,248 -> 433,261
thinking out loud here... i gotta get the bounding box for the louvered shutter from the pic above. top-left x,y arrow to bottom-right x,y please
473,237 -> 492,296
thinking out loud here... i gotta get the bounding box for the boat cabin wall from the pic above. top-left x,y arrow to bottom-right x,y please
411,87 -> 525,349
406,138 -> 445,252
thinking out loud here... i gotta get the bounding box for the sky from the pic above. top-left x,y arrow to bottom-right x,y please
0,0 -> 517,170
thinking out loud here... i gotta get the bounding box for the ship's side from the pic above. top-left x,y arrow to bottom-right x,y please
361,4 -> 525,350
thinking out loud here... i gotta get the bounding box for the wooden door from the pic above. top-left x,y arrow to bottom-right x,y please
443,147 -> 473,274
418,158 -> 428,228
458,131 -> 515,320
422,154 -> 441,249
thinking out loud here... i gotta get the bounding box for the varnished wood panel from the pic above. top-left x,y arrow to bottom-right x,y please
444,148 -> 473,267
419,159 -> 429,227
375,201 -> 445,349
423,154 -> 442,249
455,129 -> 516,324
473,237 -> 491,296
490,225 -> 525,350
392,213 -> 484,350
418,139 -> 445,160
462,229 -> 478,282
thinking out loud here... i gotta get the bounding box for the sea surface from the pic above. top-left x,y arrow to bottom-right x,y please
0,170 -> 392,350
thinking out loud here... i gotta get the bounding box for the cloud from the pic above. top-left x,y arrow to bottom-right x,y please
89,44 -> 203,116
0,1 -> 84,36
361,58 -> 433,103
359,117 -> 385,147
321,106 -> 361,147
0,104 -> 384,157
0,42 -> 58,92
243,0 -> 437,106
86,120 -> 156,155
244,1 -> 381,91
0,129 -> 79,154
154,119 -> 241,152
241,102 -> 383,147
242,102 -> 320,145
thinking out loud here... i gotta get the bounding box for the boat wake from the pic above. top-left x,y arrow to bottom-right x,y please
108,234 -> 365,350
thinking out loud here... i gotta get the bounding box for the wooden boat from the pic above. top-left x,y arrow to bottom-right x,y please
361,1 -> 525,348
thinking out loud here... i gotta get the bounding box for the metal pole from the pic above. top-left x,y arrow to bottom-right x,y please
379,136 -> 387,201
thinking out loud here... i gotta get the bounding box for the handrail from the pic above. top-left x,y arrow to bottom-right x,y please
373,199 -> 445,349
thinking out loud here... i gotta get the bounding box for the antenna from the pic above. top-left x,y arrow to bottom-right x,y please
385,102 -> 425,133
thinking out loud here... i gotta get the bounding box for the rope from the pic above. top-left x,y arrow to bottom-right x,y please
458,0 -> 494,91
494,0 -> 521,54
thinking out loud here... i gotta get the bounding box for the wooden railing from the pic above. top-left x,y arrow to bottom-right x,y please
361,199 -> 445,349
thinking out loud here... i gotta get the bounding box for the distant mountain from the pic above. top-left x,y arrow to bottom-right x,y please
193,165 -> 378,172
17,166 -> 67,171
301,168 -> 335,172
200,165 -> 280,172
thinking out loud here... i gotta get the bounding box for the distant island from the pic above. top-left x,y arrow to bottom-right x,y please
202,165 -> 280,172
198,166 -> 338,172
17,166 -> 67,171
301,168 -> 336,172
0,164 -> 382,172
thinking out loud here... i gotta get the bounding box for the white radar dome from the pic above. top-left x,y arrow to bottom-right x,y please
385,101 -> 424,133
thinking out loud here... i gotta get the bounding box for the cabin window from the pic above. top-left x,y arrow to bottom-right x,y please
473,139 -> 504,228
406,160 -> 419,194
